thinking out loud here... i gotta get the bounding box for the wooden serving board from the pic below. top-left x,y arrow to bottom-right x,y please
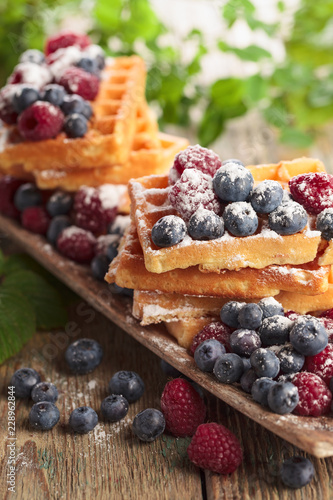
1,214 -> 333,458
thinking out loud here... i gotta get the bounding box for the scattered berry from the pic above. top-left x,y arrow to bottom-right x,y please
258,297 -> 284,319
132,409 -> 166,442
19,49 -> 45,65
31,382 -> 58,403
173,145 -> 222,177
267,381 -> 299,414
58,67 -> 99,100
316,208 -> 333,241
240,368 -> 258,393
108,371 -> 145,404
0,176 -> 25,218
14,183 -> 42,211
277,345 -> 305,374
64,113 -> 88,138
194,339 -> 226,372
280,456 -> 315,489
73,185 -> 117,234
249,180 -> 283,214
151,215 -> 187,247
46,191 -> 73,217
46,215 -> 71,245
213,353 -> 244,383
238,303 -> 263,330
65,338 -> 103,374
101,395 -> 129,422
290,315 -> 328,356
45,31 -> 91,56
291,372 -> 332,417
268,202 -> 308,235
10,367 -> 41,398
223,202 -> 258,237
230,329 -> 261,356
213,161 -> 254,202
43,84 -> 66,107
190,322 -> 232,356
29,402 -> 60,430
18,101 -> 64,141
13,86 -> 40,113
188,208 -> 224,240
250,348 -> 280,378
91,254 -> 109,281
304,344 -> 333,385
69,406 -> 98,434
258,315 -> 293,346
251,377 -> 276,406
289,172 -> 333,215
57,226 -> 96,263
21,206 -> 50,235
220,301 -> 244,329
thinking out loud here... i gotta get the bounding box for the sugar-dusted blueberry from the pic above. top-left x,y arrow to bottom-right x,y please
14,183 -> 42,211
267,382 -> 299,414
223,201 -> 258,237
240,368 -> 258,393
268,201 -> 308,235
31,382 -> 58,403
151,215 -> 187,247
188,208 -> 224,240
91,254 -> 110,281
194,339 -> 226,372
251,377 -> 276,406
132,409 -> 165,442
19,49 -> 45,65
249,180 -> 283,214
277,345 -> 305,374
10,367 -> 41,398
65,338 -> 103,374
213,161 -> 254,202
220,301 -> 244,329
108,371 -> 144,403
238,303 -> 263,330
316,208 -> 333,241
64,113 -> 88,138
241,357 -> 252,372
69,406 -> 98,434
213,353 -> 244,383
29,401 -> 60,430
46,191 -> 73,217
46,215 -> 71,245
13,86 -> 40,113
258,297 -> 284,319
43,84 -> 66,107
76,57 -> 99,74
108,215 -> 130,236
250,348 -> 280,378
290,315 -> 328,356
221,159 -> 244,167
230,329 -> 261,357
259,315 -> 294,346
101,395 -> 129,422
61,94 -> 86,115
280,456 -> 315,489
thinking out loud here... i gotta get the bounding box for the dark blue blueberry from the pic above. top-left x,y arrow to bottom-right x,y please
267,382 -> 299,414
280,456 -> 314,489
14,183 -> 42,211
106,241 -> 119,262
151,215 -> 187,247
268,202 -> 307,235
220,301 -> 244,328
249,180 -> 283,214
241,357 -> 252,372
240,368 -> 258,393
108,371 -> 144,403
132,408 -> 165,442
108,283 -> 134,297
250,348 -> 280,378
290,315 -> 328,356
61,94 -> 85,115
81,100 -> 93,120
223,202 -> 258,237
46,191 -> 73,217
258,297 -> 284,319
76,57 -> 99,74
277,345 -> 305,374
281,190 -> 294,205
43,84 -> 66,107
69,406 -> 98,433
188,208 -> 224,240
91,254 -> 110,281
160,360 -> 183,378
101,395 -> 129,422
316,208 -> 333,241
221,159 -> 245,167
213,353 -> 244,383
46,215 -> 71,245
230,329 -> 261,357
238,303 -> 263,330
10,367 -> 41,398
64,113 -> 88,138
29,402 -> 60,430
259,315 -> 293,346
19,49 -> 45,65
95,54 -> 106,71
31,382 -> 58,403
65,338 -> 103,374
213,162 -> 253,202
194,339 -> 226,372
13,86 -> 40,113
251,377 -> 276,406
108,215 -> 130,236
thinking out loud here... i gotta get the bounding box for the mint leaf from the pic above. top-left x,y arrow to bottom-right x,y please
279,128 -> 314,148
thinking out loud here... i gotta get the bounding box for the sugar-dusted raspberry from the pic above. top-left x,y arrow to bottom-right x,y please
169,169 -> 221,221
173,145 -> 222,177
58,67 -> 99,101
289,173 -> 333,215
8,63 -> 52,89
291,372 -> 332,417
57,226 -> 96,263
18,102 -> 64,141
45,31 -> 91,56
74,185 -> 118,234
320,308 -> 333,320
304,344 -> 333,385
0,85 -> 20,124
190,322 -> 232,356
318,317 -> 333,343
21,206 -> 50,235
285,310 -> 301,321
168,165 -> 180,185
187,422 -> 243,475
0,176 -> 25,218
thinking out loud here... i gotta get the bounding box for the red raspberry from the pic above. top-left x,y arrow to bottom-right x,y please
318,317 -> 333,343
304,344 -> 333,385
168,165 -> 180,185
320,308 -> 333,320
173,145 -> 222,177
57,226 -> 96,263
8,63 -> 52,88
21,206 -> 50,235
187,423 -> 243,475
0,85 -> 19,124
58,67 -> 99,100
292,372 -> 332,417
289,173 -> 333,215
18,102 -> 64,141
45,31 -> 91,56
0,176 -> 25,218
160,378 -> 206,437
169,169 -> 221,221
74,186 -> 118,234
190,322 -> 232,356
285,310 -> 301,321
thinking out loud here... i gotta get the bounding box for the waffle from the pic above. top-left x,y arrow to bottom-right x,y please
0,56 -> 146,174
165,318 -> 215,349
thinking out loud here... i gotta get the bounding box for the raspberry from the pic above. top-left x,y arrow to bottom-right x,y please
21,206 -> 50,235
320,308 -> 333,320
190,322 -> 232,356
169,169 -> 221,221
292,372 -> 332,416
18,102 -> 64,141
289,173 -> 333,215
304,344 -> 333,385
173,145 -> 222,177
160,378 -> 206,437
45,31 -> 91,56
318,317 -> 333,343
0,176 -> 25,218
285,310 -> 301,321
0,85 -> 19,124
8,63 -> 52,88
58,67 -> 99,100
187,423 -> 243,475
57,226 -> 96,263
74,186 -> 118,234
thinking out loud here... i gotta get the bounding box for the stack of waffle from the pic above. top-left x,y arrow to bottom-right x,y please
106,157 -> 333,349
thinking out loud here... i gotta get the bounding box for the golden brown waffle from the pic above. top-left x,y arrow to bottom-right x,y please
247,157 -> 325,183
165,318 -> 215,349
0,56 -> 146,173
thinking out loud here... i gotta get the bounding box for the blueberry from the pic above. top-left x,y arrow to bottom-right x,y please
31,382 -> 58,403
47,215 -> 71,245
249,180 -> 283,214
101,395 -> 129,422
108,371 -> 144,403
258,297 -> 284,319
76,57 -> 99,74
268,202 -> 308,235
188,208 -> 224,240
250,348 -> 280,378
213,162 -> 254,202
95,54 -> 106,71
194,339 -> 226,372
160,359 -> 183,378
132,408 -> 165,442
259,315 -> 293,346
240,368 -> 258,393
221,159 -> 245,167
64,113 -> 88,138
230,329 -> 261,356
290,315 -> 328,356
65,338 -> 103,374
220,301 -> 244,328
46,191 -> 73,216
13,86 -> 40,113
108,283 -> 134,297
19,49 -> 45,65
29,402 -> 60,430
61,94 -> 86,115
223,202 -> 258,237
91,254 -> 110,281
213,353 -> 244,383
10,367 -> 41,398
69,406 -> 98,434
251,377 -> 277,406
151,215 -> 187,247
241,357 -> 252,372
280,456 -> 315,489
277,345 -> 305,374
14,183 -> 42,211
43,84 -> 66,107
238,303 -> 263,330
267,382 -> 299,414
316,208 -> 333,241
106,241 -> 119,262
281,190 -> 294,205
81,100 -> 93,120
108,215 -> 130,236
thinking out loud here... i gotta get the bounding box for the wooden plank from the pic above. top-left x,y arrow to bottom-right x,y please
1,214 -> 333,458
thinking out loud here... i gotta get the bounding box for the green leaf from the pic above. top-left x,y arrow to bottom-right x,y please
210,78 -> 245,107
198,107 -> 226,148
279,128 -> 314,148
245,74 -> 268,103
228,45 -> 272,62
